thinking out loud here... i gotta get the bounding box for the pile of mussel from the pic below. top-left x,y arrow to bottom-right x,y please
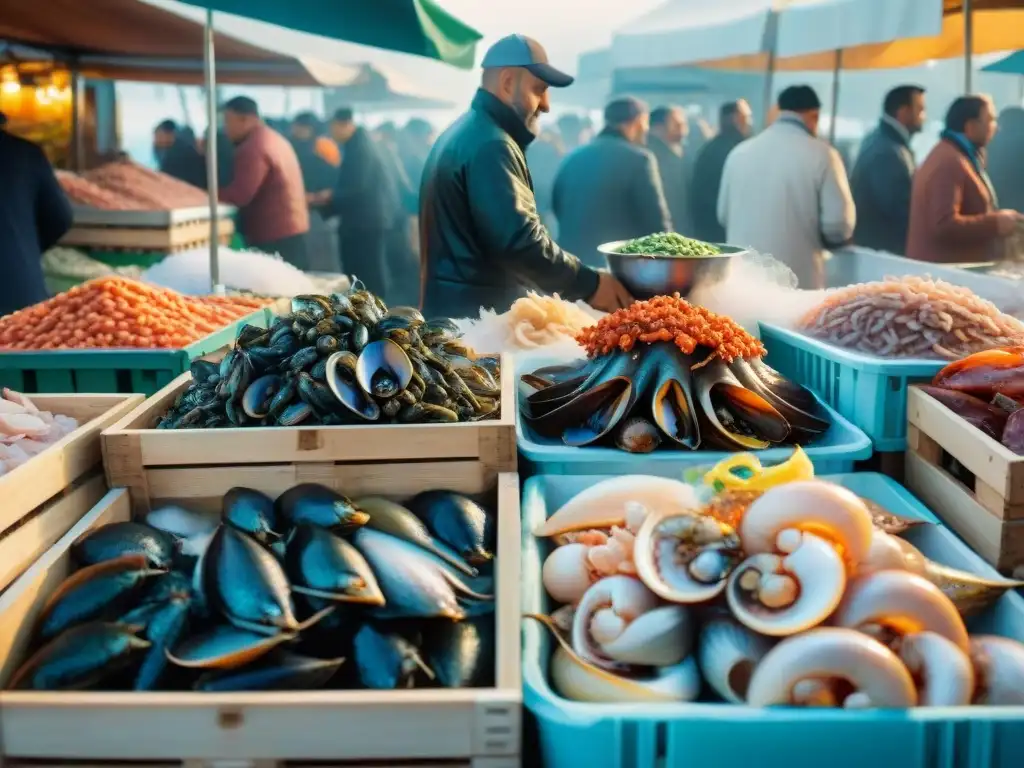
9,484 -> 498,692
528,462 -> 1024,708
159,290 -> 502,429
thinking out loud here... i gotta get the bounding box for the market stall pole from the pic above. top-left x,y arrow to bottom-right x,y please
202,8 -> 222,292
965,0 -> 975,91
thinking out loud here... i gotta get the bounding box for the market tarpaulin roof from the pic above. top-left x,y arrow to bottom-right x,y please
610,0 -> 940,71
686,0 -> 1024,72
172,0 -> 483,70
983,48 -> 1024,73
0,0 -> 362,85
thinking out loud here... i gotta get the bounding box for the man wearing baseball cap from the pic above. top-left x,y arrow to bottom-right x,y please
418,34 -> 633,317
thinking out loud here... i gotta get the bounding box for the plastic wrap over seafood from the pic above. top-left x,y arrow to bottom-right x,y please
798,276 -> 1024,359
7,483 -> 498,692
520,295 -> 831,453
527,451 -> 1024,708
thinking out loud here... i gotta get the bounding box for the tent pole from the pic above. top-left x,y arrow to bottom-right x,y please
762,48 -> 777,128
964,0 -> 974,92
70,66 -> 85,171
828,49 -> 843,146
204,8 -> 222,293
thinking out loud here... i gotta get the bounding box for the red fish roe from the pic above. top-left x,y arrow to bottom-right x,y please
575,294 -> 765,362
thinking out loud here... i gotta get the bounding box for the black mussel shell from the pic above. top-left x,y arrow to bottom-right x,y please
268,376 -> 298,419
223,487 -> 280,544
286,346 -> 319,374
285,524 -> 384,605
145,570 -> 193,603
291,295 -> 332,320
352,323 -> 370,353
278,401 -> 313,426
408,491 -> 495,566
167,625 -> 296,670
398,402 -> 459,423
204,525 -> 298,634
38,555 -> 165,640
353,623 -> 433,689
9,622 -> 150,691
236,324 -> 270,349
386,306 -> 426,323
72,522 -> 175,569
242,374 -> 283,419
422,615 -> 495,688
194,650 -> 344,692
310,358 -> 328,382
270,323 -> 296,347
134,596 -> 190,690
316,335 -> 340,356
297,373 -> 338,414
275,484 -> 370,531
190,359 -> 220,382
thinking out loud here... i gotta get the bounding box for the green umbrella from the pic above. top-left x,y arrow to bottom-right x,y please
176,0 -> 482,69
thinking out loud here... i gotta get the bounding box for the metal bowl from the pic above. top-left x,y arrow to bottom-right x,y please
598,240 -> 747,299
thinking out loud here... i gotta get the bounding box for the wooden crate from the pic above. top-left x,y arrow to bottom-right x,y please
0,461 -> 522,768
61,218 -> 234,251
102,356 -> 516,514
0,394 -> 142,594
906,386 -> 1024,572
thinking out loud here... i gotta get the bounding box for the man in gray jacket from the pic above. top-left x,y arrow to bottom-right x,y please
850,85 -> 926,255
553,97 -> 673,268
647,105 -> 692,236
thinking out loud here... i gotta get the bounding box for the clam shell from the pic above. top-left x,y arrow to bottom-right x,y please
739,481 -> 875,569
133,597 -> 190,691
572,576 -> 690,668
971,635 -> 1024,705
697,619 -> 772,704
195,651 -> 344,692
834,570 -> 969,651
528,614 -> 700,703
746,627 -> 917,708
542,543 -> 595,606
535,476 -> 700,537
408,490 -> 495,566
284,524 -> 384,605
899,631 -> 974,706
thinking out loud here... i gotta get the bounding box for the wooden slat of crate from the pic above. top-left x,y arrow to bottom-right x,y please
102,356 -> 516,514
907,387 -> 1024,518
905,386 -> 1024,571
0,394 -> 142,540
61,218 -> 234,251
0,463 -> 522,766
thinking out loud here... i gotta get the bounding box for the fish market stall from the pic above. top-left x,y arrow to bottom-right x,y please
0,462 -> 521,766
0,390 -> 142,594
0,277 -> 271,394
906,349 -> 1024,574
521,454 -> 1024,768
56,161 -> 236,264
102,291 -> 515,510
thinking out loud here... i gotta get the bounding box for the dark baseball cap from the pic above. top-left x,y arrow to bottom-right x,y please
481,34 -> 574,88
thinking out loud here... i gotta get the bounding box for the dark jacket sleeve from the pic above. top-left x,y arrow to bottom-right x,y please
868,144 -> 913,246
34,149 -> 73,250
466,140 -> 599,301
333,142 -> 372,212
633,151 -> 674,234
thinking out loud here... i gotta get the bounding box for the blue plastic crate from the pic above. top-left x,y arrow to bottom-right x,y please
759,322 -> 945,452
522,472 -> 1024,768
516,356 -> 872,477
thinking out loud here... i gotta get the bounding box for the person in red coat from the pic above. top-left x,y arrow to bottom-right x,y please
907,95 -> 1022,264
219,96 -> 310,267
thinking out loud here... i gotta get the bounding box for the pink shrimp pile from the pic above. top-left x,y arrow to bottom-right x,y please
798,275 -> 1024,359
0,389 -> 79,475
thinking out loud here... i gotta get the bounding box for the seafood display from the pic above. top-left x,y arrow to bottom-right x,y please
798,276 -> 1024,359
920,346 -> 1024,454
0,278 -> 268,351
520,295 -> 831,452
615,232 -> 722,257
158,291 -> 502,429
527,450 -> 1024,707
58,161 -> 209,211
0,389 -> 79,475
8,484 -> 497,691
459,292 -> 600,352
